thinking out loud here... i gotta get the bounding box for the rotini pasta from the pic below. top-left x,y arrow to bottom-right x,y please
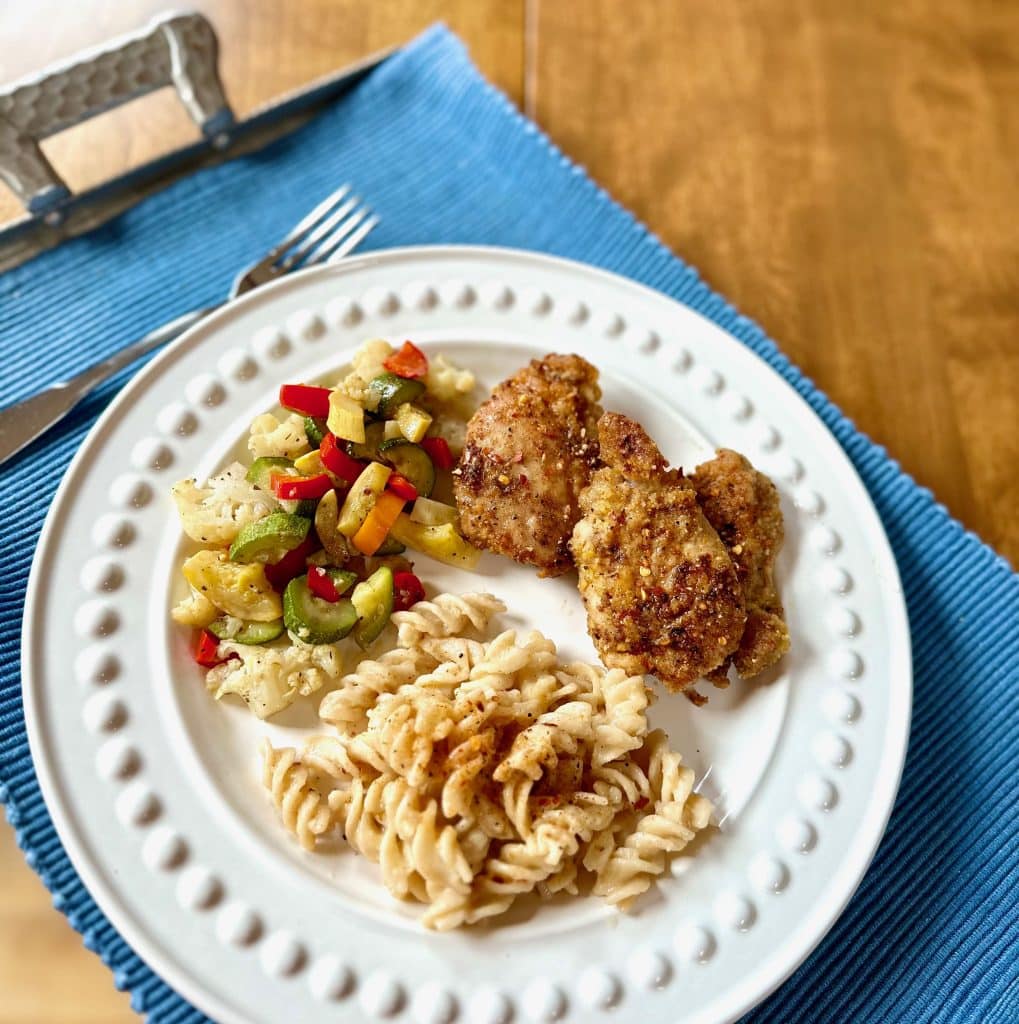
259,596 -> 712,928
261,740 -> 333,851
391,592 -> 505,647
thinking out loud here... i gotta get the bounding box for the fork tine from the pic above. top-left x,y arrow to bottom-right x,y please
303,208 -> 374,266
324,214 -> 379,264
278,196 -> 360,271
266,184 -> 352,262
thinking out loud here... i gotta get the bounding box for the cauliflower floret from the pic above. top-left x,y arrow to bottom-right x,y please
181,549 -> 282,621
206,642 -> 344,718
247,412 -> 311,459
426,354 -> 475,403
172,462 -> 278,544
335,338 -> 394,409
170,588 -> 219,627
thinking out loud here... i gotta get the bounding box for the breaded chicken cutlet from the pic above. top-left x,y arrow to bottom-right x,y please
454,354 -> 602,577
691,449 -> 790,680
571,413 -> 746,696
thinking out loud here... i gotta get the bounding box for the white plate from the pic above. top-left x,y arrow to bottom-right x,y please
23,247 -> 911,1024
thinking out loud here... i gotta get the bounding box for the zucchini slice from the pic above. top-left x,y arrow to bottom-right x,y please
207,617 -> 285,645
337,462 -> 391,536
367,373 -> 426,417
246,456 -> 293,491
375,535 -> 407,556
378,439 -> 435,497
283,576 -> 358,644
351,566 -> 395,648
229,512 -> 311,563
325,568 -> 358,596
246,458 -> 316,515
345,420 -> 387,461
303,416 -> 328,447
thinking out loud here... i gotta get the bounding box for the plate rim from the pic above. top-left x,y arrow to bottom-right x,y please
22,243 -> 913,1024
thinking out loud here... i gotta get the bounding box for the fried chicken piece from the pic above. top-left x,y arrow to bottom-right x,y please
570,413 -> 746,695
690,449 -> 790,679
454,354 -> 602,576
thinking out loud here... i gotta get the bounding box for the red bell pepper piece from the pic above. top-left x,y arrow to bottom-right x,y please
320,433 -> 366,483
382,341 -> 428,379
279,384 -> 332,419
386,472 -> 418,502
194,629 -> 225,668
420,436 -> 453,471
264,536 -> 318,591
307,566 -> 340,603
271,471 -> 333,501
392,571 -> 426,612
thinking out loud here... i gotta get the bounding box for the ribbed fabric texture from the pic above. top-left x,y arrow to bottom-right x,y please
1,24 -> 1016,1024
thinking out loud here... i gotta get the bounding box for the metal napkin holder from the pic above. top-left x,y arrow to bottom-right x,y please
0,10 -> 391,272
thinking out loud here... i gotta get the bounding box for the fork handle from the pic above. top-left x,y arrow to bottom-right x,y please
0,305 -> 215,466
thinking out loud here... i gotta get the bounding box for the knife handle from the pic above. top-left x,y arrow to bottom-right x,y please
0,306 -> 213,466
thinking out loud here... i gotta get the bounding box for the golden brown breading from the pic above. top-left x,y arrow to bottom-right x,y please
690,449 -> 790,679
453,354 -> 602,577
570,413 -> 746,695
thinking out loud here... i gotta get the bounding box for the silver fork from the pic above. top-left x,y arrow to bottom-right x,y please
0,185 -> 378,466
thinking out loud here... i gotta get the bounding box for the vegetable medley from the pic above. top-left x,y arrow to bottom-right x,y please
171,339 -> 480,718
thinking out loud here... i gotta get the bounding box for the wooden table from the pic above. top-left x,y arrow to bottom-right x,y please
1,1 -> 1015,1019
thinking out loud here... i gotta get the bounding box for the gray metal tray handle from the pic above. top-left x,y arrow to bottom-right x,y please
0,11 -> 234,221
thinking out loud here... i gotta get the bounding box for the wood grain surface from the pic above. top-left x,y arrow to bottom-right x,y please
1,1 -> 1015,1020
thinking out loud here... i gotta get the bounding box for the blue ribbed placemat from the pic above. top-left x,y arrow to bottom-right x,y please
2,24 -> 1017,1024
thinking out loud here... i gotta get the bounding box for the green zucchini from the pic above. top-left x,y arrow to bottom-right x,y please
377,439 -> 435,497
207,617 -> 285,645
325,568 -> 358,596
244,457 -> 315,515
283,577 -> 358,644
229,512 -> 311,563
246,456 -> 293,491
375,536 -> 407,556
367,373 -> 426,417
303,417 -> 328,447
351,566 -> 395,648
345,420 -> 387,461
281,498 -> 318,518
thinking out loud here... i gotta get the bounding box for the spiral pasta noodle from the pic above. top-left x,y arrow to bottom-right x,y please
259,591 -> 712,928
391,592 -> 505,647
261,740 -> 333,851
